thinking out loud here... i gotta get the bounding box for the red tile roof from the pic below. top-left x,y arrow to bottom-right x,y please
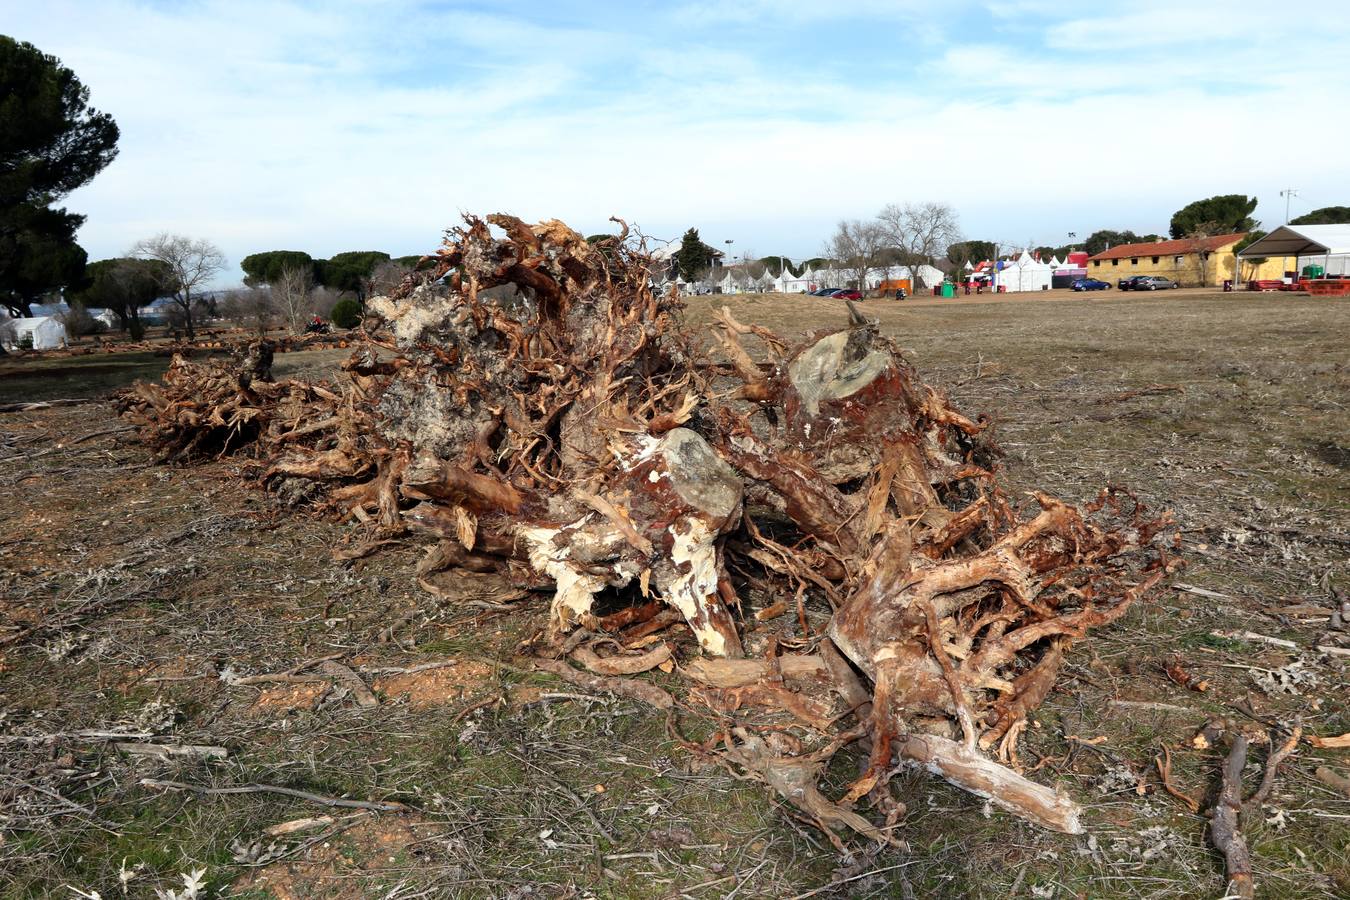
1087,232 -> 1247,261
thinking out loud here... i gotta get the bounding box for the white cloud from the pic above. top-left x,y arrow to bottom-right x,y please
7,0 -> 1348,280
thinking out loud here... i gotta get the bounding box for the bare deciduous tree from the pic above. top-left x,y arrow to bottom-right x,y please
129,234 -> 226,339
877,202 -> 961,290
369,260 -> 413,298
309,285 -> 339,319
221,288 -> 277,337
272,264 -> 315,334
826,219 -> 888,292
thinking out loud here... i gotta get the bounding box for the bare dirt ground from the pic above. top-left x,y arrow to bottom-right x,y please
2,291 -> 1347,898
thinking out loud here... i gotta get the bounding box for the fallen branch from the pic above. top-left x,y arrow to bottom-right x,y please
1313,767 -> 1350,798
116,742 -> 228,760
1210,734 -> 1254,900
531,658 -> 674,710
0,398 -> 94,412
1244,723 -> 1301,813
570,641 -> 672,675
1153,744 -> 1200,814
138,778 -> 407,811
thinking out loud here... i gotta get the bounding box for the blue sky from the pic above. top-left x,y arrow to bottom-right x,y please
8,0 -> 1348,282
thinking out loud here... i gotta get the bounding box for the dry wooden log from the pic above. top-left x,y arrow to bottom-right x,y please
1211,734 -> 1255,899
897,733 -> 1083,834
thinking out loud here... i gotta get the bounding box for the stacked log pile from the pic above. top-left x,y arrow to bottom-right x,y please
116,214 -> 1177,838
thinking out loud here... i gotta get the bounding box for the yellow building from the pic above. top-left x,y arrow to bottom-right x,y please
1086,233 -> 1285,287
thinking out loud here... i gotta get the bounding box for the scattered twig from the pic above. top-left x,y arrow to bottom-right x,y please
138,778 -> 407,811
1153,744 -> 1200,814
1173,583 -> 1232,600
1108,699 -> 1195,714
1244,723 -> 1302,813
0,398 -> 93,412
1211,630 -> 1298,650
115,742 -> 228,760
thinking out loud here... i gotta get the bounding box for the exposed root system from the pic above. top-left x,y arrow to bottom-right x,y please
116,214 -> 1177,841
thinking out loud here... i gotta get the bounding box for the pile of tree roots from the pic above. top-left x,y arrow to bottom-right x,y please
117,214 -> 1177,841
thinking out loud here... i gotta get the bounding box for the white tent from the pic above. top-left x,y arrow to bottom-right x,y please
866,264 -> 943,290
997,252 -> 1053,292
774,269 -> 813,292
2,316 -> 68,350
1236,223 -> 1350,276
91,308 -> 119,329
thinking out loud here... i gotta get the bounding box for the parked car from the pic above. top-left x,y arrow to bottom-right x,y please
1118,275 -> 1152,291
1071,278 -> 1112,292
832,289 -> 863,300
1135,275 -> 1179,290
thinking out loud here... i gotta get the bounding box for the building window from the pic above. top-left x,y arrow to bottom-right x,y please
1152,256 -> 1160,263
1174,255 -> 1183,265
1131,257 -> 1138,265
1093,260 -> 1100,267
1112,259 -> 1119,266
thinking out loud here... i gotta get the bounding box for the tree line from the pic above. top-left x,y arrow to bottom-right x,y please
0,36 -> 421,342
6,36 -> 1348,339
669,191 -> 1311,294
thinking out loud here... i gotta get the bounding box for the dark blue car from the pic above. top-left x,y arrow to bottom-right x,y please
1071,278 -> 1111,292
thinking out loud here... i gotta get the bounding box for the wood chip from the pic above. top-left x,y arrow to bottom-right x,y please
1211,630 -> 1298,650
318,660 -> 379,708
265,815 -> 336,837
1174,583 -> 1232,600
1313,767 -> 1350,798
1307,732 -> 1350,750
115,742 -> 228,760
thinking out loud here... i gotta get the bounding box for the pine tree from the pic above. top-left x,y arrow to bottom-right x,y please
674,228 -> 713,282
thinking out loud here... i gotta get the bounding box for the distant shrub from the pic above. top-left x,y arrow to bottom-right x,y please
330,298 -> 361,329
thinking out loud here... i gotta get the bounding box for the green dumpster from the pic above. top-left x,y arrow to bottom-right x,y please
941,282 -> 955,298
1303,264 -> 1324,278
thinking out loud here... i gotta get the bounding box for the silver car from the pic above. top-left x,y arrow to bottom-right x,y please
1137,275 -> 1179,290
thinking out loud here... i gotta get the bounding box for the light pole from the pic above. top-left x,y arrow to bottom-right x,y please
1280,189 -> 1298,224
723,240 -> 734,293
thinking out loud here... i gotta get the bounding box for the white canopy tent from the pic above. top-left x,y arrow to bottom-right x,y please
1236,224 -> 1350,276
2,316 -> 68,350
863,264 -> 944,291
997,252 -> 1053,292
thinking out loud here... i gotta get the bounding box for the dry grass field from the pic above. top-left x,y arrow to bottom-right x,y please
1,291 -> 1347,898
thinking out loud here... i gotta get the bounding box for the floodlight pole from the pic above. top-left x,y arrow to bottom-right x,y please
1280,188 -> 1298,224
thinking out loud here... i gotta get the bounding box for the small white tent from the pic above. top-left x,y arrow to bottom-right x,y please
997,252 -> 1053,292
2,316 -> 68,350
89,308 -> 119,329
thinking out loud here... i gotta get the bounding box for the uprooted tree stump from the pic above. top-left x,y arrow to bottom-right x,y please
116,213 -> 1178,841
